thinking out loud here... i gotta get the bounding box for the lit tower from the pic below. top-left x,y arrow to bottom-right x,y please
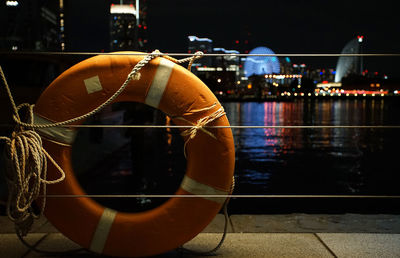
110,4 -> 137,50
109,0 -> 148,51
357,35 -> 364,75
1,0 -> 61,51
335,35 -> 364,82
59,0 -> 65,51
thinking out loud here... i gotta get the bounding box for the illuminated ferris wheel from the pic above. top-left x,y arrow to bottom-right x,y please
244,47 -> 281,77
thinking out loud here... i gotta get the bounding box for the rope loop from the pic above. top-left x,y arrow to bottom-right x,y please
163,51 -> 204,71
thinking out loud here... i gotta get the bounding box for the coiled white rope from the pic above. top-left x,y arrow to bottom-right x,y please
0,67 -> 66,236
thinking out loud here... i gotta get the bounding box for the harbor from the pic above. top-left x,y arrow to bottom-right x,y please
1,0 -> 400,257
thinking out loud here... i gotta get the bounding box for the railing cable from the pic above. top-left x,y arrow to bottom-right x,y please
1,124 -> 400,129
41,194 -> 400,199
1,51 -> 400,57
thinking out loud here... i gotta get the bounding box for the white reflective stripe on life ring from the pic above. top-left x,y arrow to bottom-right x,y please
33,114 -> 77,145
180,175 -> 228,204
145,58 -> 175,109
89,208 -> 117,253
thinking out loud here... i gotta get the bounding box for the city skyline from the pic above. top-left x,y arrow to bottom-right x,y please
1,0 -> 399,77
145,0 -> 399,75
64,0 -> 400,76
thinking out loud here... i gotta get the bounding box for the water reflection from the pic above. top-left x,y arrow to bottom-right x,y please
224,99 -> 400,196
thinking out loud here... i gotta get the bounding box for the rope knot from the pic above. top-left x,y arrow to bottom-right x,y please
151,49 -> 162,57
174,103 -> 226,158
193,51 -> 204,58
130,72 -> 141,81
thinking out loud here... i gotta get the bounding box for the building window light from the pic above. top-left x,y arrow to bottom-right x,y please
6,1 -> 19,6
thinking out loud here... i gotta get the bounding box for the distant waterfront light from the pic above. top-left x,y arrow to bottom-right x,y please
188,36 -> 212,42
6,1 -> 18,6
110,4 -> 136,15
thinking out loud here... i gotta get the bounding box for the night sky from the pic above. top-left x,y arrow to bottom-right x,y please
145,0 -> 400,74
64,0 -> 400,76
146,0 -> 399,53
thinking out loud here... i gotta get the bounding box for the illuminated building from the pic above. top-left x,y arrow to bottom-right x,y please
188,35 -> 213,67
0,0 -> 61,51
59,0 -> 65,51
110,4 -> 137,50
243,47 -> 281,77
209,47 -> 240,92
110,0 -> 148,51
292,63 -> 307,76
335,36 -> 364,82
212,47 -> 240,79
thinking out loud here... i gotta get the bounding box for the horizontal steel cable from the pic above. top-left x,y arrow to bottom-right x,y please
1,124 -> 400,129
1,51 -> 400,57
41,194 -> 400,199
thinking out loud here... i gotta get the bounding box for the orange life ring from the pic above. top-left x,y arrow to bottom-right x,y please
33,52 -> 235,257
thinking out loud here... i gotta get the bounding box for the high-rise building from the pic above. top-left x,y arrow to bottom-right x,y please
188,35 -> 213,67
0,0 -> 61,51
335,36 -> 364,82
109,0 -> 148,51
59,0 -> 65,51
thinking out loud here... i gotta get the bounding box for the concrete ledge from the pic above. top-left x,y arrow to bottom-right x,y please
1,232 -> 400,257
182,233 -> 333,258
317,233 -> 400,258
1,214 -> 400,257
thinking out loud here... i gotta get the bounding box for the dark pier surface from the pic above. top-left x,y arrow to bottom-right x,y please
1,214 -> 400,257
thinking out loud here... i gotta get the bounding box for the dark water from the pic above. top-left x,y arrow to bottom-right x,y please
226,99 -> 400,195
73,99 -> 400,214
